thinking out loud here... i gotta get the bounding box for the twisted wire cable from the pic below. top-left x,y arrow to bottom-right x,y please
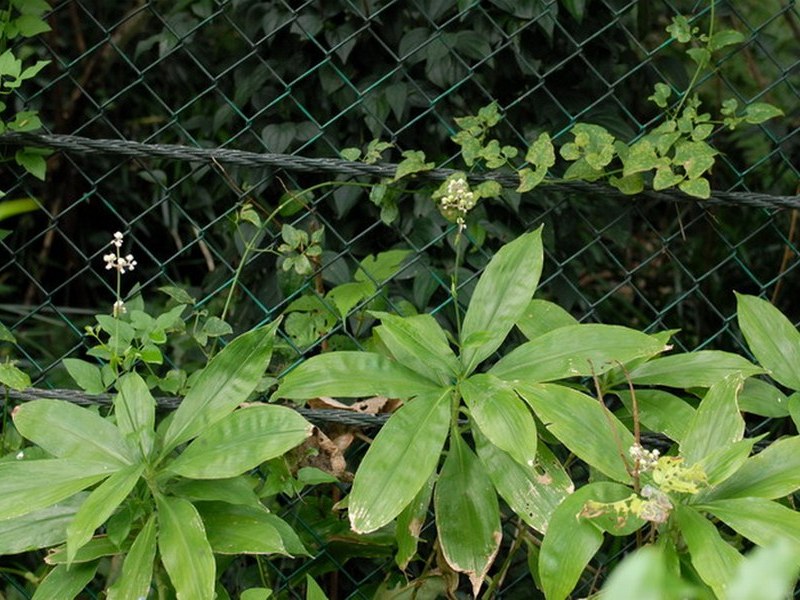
2,132 -> 798,208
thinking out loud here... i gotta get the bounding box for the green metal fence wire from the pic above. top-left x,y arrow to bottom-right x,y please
1,0 -> 799,597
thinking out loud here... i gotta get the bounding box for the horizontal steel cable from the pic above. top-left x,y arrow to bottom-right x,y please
2,131 -> 799,209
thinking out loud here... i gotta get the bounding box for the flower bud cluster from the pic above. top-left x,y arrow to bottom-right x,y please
629,443 -> 660,472
438,177 -> 476,226
103,232 -> 137,273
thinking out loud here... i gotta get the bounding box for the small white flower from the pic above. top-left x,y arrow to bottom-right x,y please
111,231 -> 124,248
15,451 -> 24,460
103,253 -> 116,270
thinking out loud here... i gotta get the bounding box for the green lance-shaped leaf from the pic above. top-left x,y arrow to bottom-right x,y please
169,476 -> 262,508
737,293 -> 800,390
621,350 -> 763,388
491,324 -> 668,384
539,482 -> 633,600
697,497 -> 800,555
31,562 -> 98,600
13,399 -> 135,467
0,493 -> 87,555
372,311 -> 460,386
395,471 -> 435,570
106,514 -> 157,600
162,320 -> 280,453
699,436 -> 800,502
726,541 -> 800,600
700,437 -> 756,488
462,374 -> 537,469
615,389 -> 695,443
517,383 -> 633,483
66,462 -> 144,564
516,299 -> 578,341
157,495 -> 215,600
275,351 -> 442,401
115,371 -> 156,459
197,501 -> 302,556
166,405 -> 312,479
739,378 -> 790,418
680,374 -> 745,467
0,459 -> 116,520
743,102 -> 784,125
460,227 -> 544,375
599,546 -> 677,600
434,432 -> 501,598
349,388 -> 451,534
673,504 -> 742,598
46,536 -> 122,565
474,431 -> 571,533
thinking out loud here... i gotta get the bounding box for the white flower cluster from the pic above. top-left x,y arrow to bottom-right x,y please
103,231 -> 137,273
629,443 -> 660,472
439,177 -> 476,225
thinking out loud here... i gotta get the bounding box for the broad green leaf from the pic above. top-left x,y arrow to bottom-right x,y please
698,497 -> 800,554
700,436 -> 800,501
163,320 -> 281,453
356,249 -> 412,283
0,493 -> 86,554
395,471 -> 435,570
306,575 -> 328,600
516,166 -> 546,193
525,132 -> 556,169
0,459 -> 116,520
197,502 -> 299,556
674,504 -> 742,597
46,536 -> 122,564
609,173 -> 645,195
516,383 -> 633,483
700,437 -> 756,487
680,375 -> 745,467
599,546 -> 681,600
738,377 -> 789,417
167,405 -> 312,479
491,325 -> 667,384
615,389 -> 694,442
372,311 -> 460,385
31,562 -> 98,600
14,399 -> 135,466
474,432 -> 572,533
727,540 -> 800,600
515,299 -> 578,340
708,29 -> 745,51
242,588 -> 273,600
393,150 -> 434,181
679,177 -> 710,199
66,463 -> 144,563
460,228 -> 544,374
0,361 -> 31,390
349,389 -> 451,533
539,482 -> 633,600
434,432 -> 501,597
462,374 -> 537,468
623,350 -> 762,388
169,476 -> 261,507
115,372 -> 156,459
737,293 -> 800,390
275,352 -> 442,401
326,281 -> 372,318
107,515 -> 157,600
157,495 -> 215,600
743,102 -> 784,125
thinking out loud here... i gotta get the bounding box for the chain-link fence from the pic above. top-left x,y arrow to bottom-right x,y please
1,0 -> 799,597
